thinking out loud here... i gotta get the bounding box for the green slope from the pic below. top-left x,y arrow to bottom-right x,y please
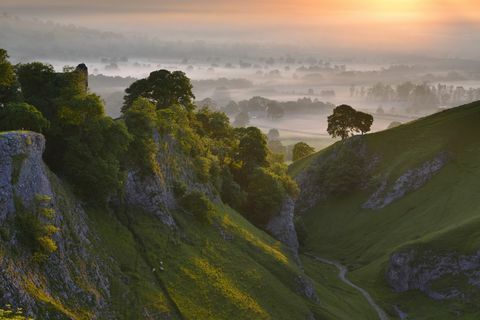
292,101 -> 480,319
86,201 -> 378,319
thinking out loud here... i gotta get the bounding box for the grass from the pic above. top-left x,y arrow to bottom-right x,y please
292,101 -> 480,319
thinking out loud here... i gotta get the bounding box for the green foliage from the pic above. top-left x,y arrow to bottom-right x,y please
172,180 -> 187,198
245,167 -> 287,226
124,98 -> 158,173
0,305 -> 33,320
236,127 -> 269,171
180,191 -> 215,223
296,101 -> 480,319
61,116 -> 131,201
292,142 -> 315,161
16,62 -> 88,120
15,62 -> 57,119
0,49 -> 18,105
327,104 -> 373,140
317,148 -> 366,196
123,69 -> 194,112
15,195 -> 59,264
354,111 -> 374,135
194,107 -> 236,165
0,102 -> 49,133
220,168 -> 247,211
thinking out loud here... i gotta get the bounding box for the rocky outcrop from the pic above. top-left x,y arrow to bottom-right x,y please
0,132 -> 109,317
363,152 -> 448,209
0,132 -> 50,222
123,132 -> 218,229
386,249 -> 480,301
266,197 -> 299,255
124,170 -> 177,227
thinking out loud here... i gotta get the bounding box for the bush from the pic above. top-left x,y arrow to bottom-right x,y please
0,305 -> 33,320
292,142 -> 315,161
180,191 -> 215,223
245,167 -> 287,226
220,169 -> 247,211
0,103 -> 49,133
15,194 -> 59,263
317,148 -> 366,196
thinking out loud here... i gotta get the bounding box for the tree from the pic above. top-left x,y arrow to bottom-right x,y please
267,128 -> 280,141
327,104 -> 357,140
61,116 -> 132,200
327,105 -> 373,140
245,167 -> 286,226
0,49 -> 18,105
0,102 -> 49,133
124,98 -> 159,173
354,111 -> 373,135
396,81 -> 415,102
266,102 -> 284,119
236,127 -> 269,171
292,142 -> 315,161
123,69 -> 195,112
233,111 -> 249,128
16,62 -> 57,119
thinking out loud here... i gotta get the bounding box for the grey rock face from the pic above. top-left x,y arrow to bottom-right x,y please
124,170 -> 177,227
266,197 -> 299,255
0,132 -> 49,222
386,249 -> 480,301
123,133 -> 218,229
295,275 -> 320,303
0,132 -> 109,317
363,152 -> 448,209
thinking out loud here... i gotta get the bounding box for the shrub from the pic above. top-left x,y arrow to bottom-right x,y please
317,148 -> 366,196
220,169 -> 247,211
180,191 -> 215,223
0,102 -> 49,133
0,305 -> 33,320
15,194 -> 59,263
292,142 -> 315,161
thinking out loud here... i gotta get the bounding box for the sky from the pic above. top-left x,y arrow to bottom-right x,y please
2,0 -> 480,56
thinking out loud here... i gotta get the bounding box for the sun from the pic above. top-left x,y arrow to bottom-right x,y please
367,0 -> 421,12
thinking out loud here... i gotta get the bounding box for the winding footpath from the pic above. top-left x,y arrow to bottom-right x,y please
305,253 -> 389,320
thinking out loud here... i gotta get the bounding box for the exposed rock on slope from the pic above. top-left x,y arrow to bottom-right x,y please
266,197 -> 299,255
0,131 -> 317,319
363,152 -> 448,209
0,132 -> 109,318
387,249 -> 480,301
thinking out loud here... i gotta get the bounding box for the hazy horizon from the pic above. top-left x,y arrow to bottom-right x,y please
2,0 -> 480,58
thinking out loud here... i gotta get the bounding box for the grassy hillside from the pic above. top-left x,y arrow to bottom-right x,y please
85,200 -> 381,319
292,101 -> 480,319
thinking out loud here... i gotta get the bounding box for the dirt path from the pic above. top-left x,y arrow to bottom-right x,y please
306,253 -> 389,320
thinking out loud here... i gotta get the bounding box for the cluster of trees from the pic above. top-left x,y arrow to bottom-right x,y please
0,49 -> 131,202
0,48 -> 297,229
122,75 -> 298,226
357,81 -> 480,111
217,96 -> 334,127
327,105 -> 373,140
